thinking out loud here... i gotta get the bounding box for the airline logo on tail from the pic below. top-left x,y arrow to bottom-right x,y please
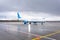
17,12 -> 21,19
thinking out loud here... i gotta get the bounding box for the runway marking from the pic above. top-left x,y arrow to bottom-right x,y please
32,37 -> 56,40
18,31 -> 40,36
40,30 -> 60,38
4,24 -> 60,40
32,30 -> 60,40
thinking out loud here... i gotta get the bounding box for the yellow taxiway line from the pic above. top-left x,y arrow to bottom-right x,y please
32,30 -> 60,40
40,30 -> 60,38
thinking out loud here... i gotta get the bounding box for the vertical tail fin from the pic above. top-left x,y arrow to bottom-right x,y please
17,12 -> 21,19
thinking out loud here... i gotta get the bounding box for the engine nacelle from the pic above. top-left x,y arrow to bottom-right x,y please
23,20 -> 28,24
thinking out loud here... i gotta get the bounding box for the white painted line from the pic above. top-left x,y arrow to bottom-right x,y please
18,31 -> 39,37
45,37 -> 56,40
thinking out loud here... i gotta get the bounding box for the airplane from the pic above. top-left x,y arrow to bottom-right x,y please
17,12 -> 45,24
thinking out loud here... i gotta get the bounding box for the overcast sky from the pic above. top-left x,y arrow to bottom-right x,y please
0,0 -> 60,20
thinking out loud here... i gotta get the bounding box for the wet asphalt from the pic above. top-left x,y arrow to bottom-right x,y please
0,22 -> 60,40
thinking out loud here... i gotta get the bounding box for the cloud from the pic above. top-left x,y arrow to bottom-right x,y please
0,11 -> 17,20
0,11 -> 60,21
25,0 -> 60,16
0,0 -> 60,16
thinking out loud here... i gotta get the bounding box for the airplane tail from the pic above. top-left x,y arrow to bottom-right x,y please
17,12 -> 21,19
17,12 -> 28,24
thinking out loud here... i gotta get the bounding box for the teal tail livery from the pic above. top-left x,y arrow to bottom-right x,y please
17,12 -> 21,19
17,12 -> 28,24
